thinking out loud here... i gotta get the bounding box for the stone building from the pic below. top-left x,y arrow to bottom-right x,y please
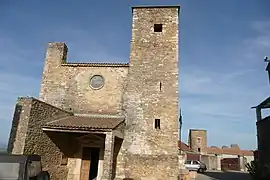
7,5 -> 181,180
188,129 -> 207,154
184,129 -> 254,172
251,59 -> 270,177
253,94 -> 270,176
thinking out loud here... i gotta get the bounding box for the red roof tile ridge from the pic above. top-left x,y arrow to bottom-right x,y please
206,146 -> 254,156
240,149 -> 254,154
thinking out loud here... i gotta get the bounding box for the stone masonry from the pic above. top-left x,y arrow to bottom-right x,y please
8,5 -> 181,180
8,97 -> 74,180
39,42 -> 129,115
115,6 -> 180,180
188,129 -> 207,154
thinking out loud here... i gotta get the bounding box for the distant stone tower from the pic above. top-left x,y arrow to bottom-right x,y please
188,129 -> 207,154
116,5 -> 181,179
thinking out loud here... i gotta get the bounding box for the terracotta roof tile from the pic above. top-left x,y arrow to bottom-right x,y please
206,147 -> 253,156
178,141 -> 190,151
43,115 -> 125,131
239,150 -> 254,156
206,147 -> 223,154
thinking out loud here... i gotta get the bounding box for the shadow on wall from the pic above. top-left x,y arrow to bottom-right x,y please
7,104 -> 22,153
112,137 -> 123,179
202,171 -> 251,180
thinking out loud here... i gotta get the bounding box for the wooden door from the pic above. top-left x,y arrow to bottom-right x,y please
80,147 -> 91,180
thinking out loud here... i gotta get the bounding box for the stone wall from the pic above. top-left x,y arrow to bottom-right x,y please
188,129 -> 207,154
202,153 -> 254,172
39,42 -> 129,115
116,6 -> 180,179
7,98 -> 32,154
123,154 -> 179,180
7,97 -> 76,180
201,155 -> 218,170
209,155 -> 218,170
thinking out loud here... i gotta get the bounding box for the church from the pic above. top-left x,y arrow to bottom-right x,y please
7,5 -> 181,180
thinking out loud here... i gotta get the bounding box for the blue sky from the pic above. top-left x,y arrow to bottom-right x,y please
0,0 -> 270,150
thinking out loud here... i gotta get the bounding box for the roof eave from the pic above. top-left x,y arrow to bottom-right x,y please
251,96 -> 270,109
42,126 -> 113,133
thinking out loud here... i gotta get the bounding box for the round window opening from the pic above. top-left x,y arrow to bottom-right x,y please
90,75 -> 105,90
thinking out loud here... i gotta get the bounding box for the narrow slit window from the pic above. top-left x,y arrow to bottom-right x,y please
197,137 -> 201,144
154,24 -> 163,32
159,82 -> 162,92
155,119 -> 161,129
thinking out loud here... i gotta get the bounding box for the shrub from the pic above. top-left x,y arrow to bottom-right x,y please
246,161 -> 270,180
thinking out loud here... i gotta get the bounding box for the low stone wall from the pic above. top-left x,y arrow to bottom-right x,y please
201,155 -> 218,170
118,154 -> 179,180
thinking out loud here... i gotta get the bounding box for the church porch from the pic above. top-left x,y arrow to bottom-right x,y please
42,115 -> 124,180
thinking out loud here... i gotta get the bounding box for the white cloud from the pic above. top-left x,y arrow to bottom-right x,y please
206,130 -> 256,149
251,21 -> 270,34
44,27 -> 127,63
181,68 -> 261,96
180,67 -> 264,123
242,20 -> 270,62
180,21 -> 270,150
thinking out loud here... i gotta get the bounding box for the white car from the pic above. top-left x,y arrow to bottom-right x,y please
184,160 -> 207,173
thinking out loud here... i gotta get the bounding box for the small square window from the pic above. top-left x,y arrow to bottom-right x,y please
155,119 -> 161,129
154,24 -> 163,32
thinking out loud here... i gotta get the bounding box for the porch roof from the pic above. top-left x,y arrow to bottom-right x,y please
42,115 -> 125,131
251,96 -> 270,109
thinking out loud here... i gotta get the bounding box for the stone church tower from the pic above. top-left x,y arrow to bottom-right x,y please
188,129 -> 207,154
117,6 -> 180,179
7,5 -> 181,180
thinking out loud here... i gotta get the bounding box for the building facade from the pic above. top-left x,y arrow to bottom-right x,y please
188,129 -> 207,154
251,59 -> 270,178
7,5 -> 181,180
253,96 -> 270,177
186,129 -> 254,172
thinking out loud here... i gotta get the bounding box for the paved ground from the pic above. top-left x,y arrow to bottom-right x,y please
196,170 -> 252,180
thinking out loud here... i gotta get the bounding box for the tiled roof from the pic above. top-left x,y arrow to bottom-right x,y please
43,115 -> 125,131
178,141 -> 190,151
206,147 -> 254,156
206,147 -> 223,154
61,62 -> 129,67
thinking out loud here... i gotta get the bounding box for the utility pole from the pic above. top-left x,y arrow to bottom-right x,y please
179,108 -> 183,153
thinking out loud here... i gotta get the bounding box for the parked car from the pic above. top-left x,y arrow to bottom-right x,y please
184,160 -> 207,173
0,154 -> 50,180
